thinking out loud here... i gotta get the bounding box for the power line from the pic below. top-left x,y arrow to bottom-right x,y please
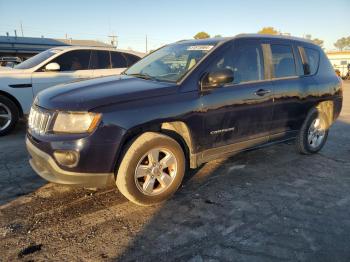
145,34 -> 148,53
20,21 -> 24,37
108,35 -> 118,48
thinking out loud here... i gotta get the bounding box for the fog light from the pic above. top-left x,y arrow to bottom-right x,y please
53,150 -> 79,167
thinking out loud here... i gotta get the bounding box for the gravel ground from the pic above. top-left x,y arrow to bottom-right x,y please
0,82 -> 349,262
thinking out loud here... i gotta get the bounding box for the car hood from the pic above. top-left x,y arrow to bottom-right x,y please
36,75 -> 178,111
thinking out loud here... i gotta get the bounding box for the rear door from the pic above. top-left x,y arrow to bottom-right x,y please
31,50 -> 93,96
200,39 -> 274,149
123,53 -> 141,67
110,51 -> 129,73
268,42 -> 315,139
91,50 -> 124,77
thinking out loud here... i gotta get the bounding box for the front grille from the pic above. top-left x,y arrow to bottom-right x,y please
28,106 -> 53,134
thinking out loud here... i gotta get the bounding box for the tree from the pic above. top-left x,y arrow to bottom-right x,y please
334,37 -> 350,51
214,34 -> 222,38
312,38 -> 324,47
258,27 -> 279,35
304,34 -> 324,47
194,31 -> 210,39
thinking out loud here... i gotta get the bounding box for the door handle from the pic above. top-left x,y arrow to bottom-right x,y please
255,89 -> 271,96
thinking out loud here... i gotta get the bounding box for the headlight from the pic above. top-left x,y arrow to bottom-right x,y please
53,112 -> 101,134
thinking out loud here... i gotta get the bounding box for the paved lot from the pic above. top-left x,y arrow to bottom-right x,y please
0,82 -> 350,262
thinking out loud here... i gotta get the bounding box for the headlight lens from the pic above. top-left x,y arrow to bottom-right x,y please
53,112 -> 101,134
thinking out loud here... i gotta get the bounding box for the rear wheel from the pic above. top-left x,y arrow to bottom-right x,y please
116,132 -> 185,206
0,96 -> 19,136
296,107 -> 329,154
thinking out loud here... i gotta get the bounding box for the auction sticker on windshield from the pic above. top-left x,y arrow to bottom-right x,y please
187,45 -> 214,51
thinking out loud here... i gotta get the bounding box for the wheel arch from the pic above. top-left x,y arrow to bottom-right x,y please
315,100 -> 335,128
113,121 -> 196,176
0,90 -> 24,117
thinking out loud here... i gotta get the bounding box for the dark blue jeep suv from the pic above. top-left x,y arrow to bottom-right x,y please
26,34 -> 342,205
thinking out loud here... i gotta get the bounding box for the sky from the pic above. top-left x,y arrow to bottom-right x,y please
0,0 -> 348,52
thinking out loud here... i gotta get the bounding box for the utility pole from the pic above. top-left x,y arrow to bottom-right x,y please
20,21 -> 24,37
108,35 -> 118,48
145,35 -> 148,53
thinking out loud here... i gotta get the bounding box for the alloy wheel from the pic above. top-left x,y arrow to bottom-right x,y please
307,117 -> 326,149
0,103 -> 12,132
134,148 -> 178,196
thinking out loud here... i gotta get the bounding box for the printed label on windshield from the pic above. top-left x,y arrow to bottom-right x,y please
187,45 -> 214,51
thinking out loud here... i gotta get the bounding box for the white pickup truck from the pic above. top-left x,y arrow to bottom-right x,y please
0,46 -> 143,135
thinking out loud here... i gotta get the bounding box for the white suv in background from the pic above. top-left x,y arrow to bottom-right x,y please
0,46 -> 143,135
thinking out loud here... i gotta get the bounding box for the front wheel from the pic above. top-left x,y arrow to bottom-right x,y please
296,107 -> 329,154
116,132 -> 185,206
0,96 -> 19,136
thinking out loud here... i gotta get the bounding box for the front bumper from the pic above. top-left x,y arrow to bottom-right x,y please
26,138 -> 114,187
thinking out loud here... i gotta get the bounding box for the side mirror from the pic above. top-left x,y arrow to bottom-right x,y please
201,69 -> 234,90
45,62 -> 60,72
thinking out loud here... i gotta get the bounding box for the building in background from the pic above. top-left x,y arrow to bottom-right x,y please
326,51 -> 350,78
0,35 -> 112,61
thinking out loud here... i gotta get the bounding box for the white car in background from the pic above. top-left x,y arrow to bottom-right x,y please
0,46 -> 143,135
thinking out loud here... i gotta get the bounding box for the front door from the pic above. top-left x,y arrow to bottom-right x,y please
200,40 -> 274,150
31,50 -> 94,96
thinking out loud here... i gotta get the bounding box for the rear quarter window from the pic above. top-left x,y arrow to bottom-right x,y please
304,47 -> 320,75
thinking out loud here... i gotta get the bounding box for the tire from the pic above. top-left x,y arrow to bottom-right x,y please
0,96 -> 19,136
116,132 -> 186,206
296,107 -> 329,154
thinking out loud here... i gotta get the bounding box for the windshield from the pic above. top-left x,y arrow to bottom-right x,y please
124,43 -> 216,82
15,49 -> 61,69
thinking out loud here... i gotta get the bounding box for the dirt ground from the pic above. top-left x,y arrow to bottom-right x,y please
0,82 -> 350,262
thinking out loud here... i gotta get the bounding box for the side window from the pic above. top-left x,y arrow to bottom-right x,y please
304,47 -> 320,75
209,43 -> 264,84
49,50 -> 90,71
123,53 -> 141,67
271,44 -> 296,78
110,52 -> 127,68
90,51 -> 111,69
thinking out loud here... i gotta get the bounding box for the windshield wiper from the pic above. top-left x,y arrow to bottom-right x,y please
127,73 -> 157,81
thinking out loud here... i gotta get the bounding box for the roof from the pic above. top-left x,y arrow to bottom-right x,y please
235,33 -> 315,44
176,34 -> 316,46
49,45 -> 144,57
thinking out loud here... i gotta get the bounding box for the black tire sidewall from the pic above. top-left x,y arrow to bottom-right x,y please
118,135 -> 185,205
0,96 -> 19,136
302,110 -> 328,153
